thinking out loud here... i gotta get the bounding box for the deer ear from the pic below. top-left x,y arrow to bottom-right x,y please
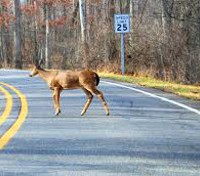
34,59 -> 42,69
37,59 -> 43,68
38,59 -> 42,66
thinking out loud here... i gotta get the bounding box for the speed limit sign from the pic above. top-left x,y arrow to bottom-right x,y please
114,14 -> 130,33
114,14 -> 130,76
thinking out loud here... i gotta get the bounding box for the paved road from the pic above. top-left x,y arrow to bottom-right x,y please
0,69 -> 200,176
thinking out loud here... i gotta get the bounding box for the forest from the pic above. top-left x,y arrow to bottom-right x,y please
0,0 -> 200,84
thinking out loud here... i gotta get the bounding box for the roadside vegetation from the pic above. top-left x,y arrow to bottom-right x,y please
99,72 -> 200,101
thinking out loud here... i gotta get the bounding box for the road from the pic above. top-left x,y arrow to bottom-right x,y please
0,69 -> 200,176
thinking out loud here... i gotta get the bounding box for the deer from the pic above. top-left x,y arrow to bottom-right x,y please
29,64 -> 110,116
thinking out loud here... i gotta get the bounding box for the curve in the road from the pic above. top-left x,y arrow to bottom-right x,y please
103,81 -> 200,116
0,85 -> 13,126
0,82 -> 28,150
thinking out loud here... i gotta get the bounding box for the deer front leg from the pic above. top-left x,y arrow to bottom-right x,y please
52,88 -> 61,116
81,88 -> 93,116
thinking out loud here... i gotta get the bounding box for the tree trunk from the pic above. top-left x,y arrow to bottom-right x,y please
44,4 -> 50,68
79,0 -> 86,42
33,0 -> 39,65
79,0 -> 89,68
14,0 -> 22,69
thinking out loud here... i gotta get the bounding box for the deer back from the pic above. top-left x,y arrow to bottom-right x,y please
78,70 -> 100,88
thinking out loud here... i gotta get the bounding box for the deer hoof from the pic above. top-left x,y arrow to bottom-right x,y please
106,112 -> 110,116
81,111 -> 85,116
55,109 -> 61,116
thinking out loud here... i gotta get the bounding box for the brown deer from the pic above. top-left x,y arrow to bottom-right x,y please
29,65 -> 110,116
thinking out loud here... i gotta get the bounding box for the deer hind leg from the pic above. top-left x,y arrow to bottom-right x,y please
81,88 -> 93,116
52,88 -> 61,116
86,87 -> 110,116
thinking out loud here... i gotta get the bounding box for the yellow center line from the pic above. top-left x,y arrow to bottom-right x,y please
0,86 -> 13,126
0,82 -> 28,150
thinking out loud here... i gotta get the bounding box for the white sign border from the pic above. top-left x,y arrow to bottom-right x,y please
114,14 -> 130,33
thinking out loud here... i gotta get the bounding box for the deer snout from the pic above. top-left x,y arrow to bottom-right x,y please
29,74 -> 33,77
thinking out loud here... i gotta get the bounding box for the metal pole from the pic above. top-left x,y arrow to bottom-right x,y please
121,33 -> 125,76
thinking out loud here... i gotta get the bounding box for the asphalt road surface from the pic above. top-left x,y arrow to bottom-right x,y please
0,69 -> 200,176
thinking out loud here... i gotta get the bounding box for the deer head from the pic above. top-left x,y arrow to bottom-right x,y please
29,60 -> 42,77
29,65 -> 39,77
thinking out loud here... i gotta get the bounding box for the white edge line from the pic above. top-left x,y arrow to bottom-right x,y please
102,80 -> 200,116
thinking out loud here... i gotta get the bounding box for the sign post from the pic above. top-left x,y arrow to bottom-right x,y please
121,33 -> 125,75
114,14 -> 130,76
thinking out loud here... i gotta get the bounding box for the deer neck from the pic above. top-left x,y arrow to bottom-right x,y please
38,69 -> 54,84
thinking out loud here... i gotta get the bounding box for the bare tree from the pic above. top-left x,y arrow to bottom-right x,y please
14,0 -> 22,68
78,0 -> 90,68
44,3 -> 50,68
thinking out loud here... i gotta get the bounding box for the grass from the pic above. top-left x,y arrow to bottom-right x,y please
99,72 -> 200,101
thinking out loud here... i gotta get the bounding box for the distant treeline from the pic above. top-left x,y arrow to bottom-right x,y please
0,0 -> 200,84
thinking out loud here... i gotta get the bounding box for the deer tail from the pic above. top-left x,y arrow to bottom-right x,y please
94,72 -> 100,86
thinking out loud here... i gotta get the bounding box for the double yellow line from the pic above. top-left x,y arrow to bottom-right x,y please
0,82 -> 28,150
